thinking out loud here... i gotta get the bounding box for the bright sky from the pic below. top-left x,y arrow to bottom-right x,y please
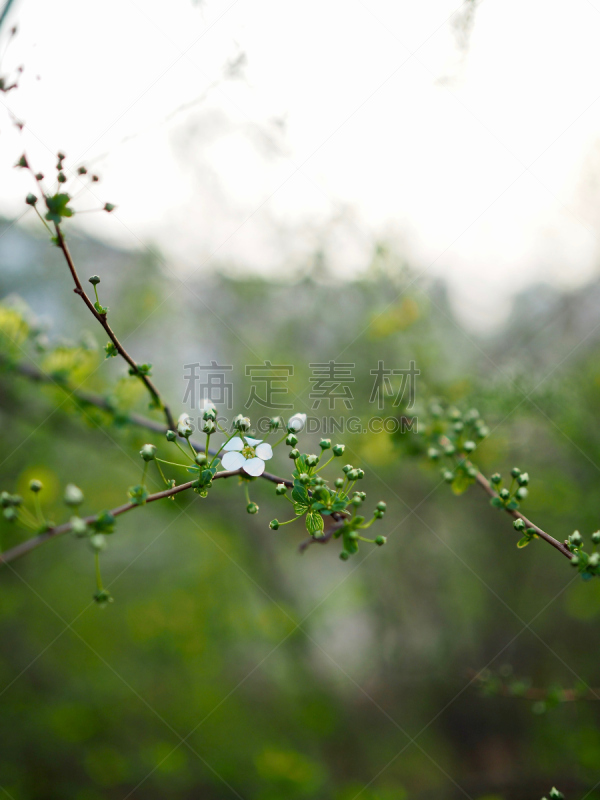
1,0 -> 600,329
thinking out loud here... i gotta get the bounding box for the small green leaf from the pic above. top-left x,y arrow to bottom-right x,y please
45,192 -> 74,223
490,497 -> 504,508
517,536 -> 530,548
451,472 -> 471,495
306,511 -> 324,536
292,482 -> 309,506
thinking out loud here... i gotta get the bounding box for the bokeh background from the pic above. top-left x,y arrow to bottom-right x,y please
1,1 -> 600,799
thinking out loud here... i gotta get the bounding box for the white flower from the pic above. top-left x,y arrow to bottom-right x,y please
287,412 -> 307,433
220,436 -> 273,477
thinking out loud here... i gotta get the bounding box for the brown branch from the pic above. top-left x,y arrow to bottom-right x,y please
0,467 -> 274,566
53,224 -> 175,430
474,471 -> 572,560
5,359 -> 294,490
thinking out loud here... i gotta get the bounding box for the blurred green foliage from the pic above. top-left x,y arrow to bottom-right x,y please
1,221 -> 600,798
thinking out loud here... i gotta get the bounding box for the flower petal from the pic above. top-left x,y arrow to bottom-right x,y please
255,442 -> 273,461
245,436 -> 262,446
221,451 -> 246,471
243,457 -> 265,477
222,437 -> 244,452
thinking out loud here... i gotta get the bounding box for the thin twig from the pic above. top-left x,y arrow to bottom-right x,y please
53,224 -> 175,430
3,358 -> 294,489
474,471 -> 572,560
0,467 -> 278,566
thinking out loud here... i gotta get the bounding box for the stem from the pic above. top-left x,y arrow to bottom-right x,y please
154,459 -> 170,487
52,224 -> 175,430
94,550 -> 103,592
0,468 -> 290,567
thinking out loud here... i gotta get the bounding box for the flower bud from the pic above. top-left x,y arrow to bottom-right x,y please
476,425 -> 490,439
93,589 -> 113,606
444,444 -> 455,456
517,472 -> 529,486
319,439 -> 331,450
298,473 -> 310,485
306,454 -> 319,468
335,478 -> 344,488
57,172 -> 67,183
70,516 -> 88,537
510,467 -> 521,478
88,275 -> 101,286
375,536 -> 387,546
177,413 -> 193,438
570,530 -> 583,546
203,419 -> 216,434
442,470 -> 454,483
376,501 -> 387,512
25,193 -> 37,206
513,519 -> 525,531
140,444 -> 156,462
269,519 -> 279,530
339,550 -> 349,561
29,479 -> 43,493
3,507 -> 17,522
275,483 -> 287,495
589,552 -> 599,568
287,412 -> 307,433
90,533 -> 106,552
64,483 -> 84,506
233,414 -> 251,431
427,447 -> 440,461
466,466 -> 478,479
351,496 -> 362,507
246,502 -> 259,514
490,473 -> 502,485
332,444 -> 345,456
453,421 -> 464,433
463,441 -> 476,453
499,488 -> 510,500
286,434 -> 298,447
347,469 -> 360,481
195,453 -> 208,466
1,491 -> 12,507
166,430 -> 176,441
591,531 -> 600,545
77,165 -> 88,175
289,448 -> 300,460
342,464 -> 353,474
104,203 -> 116,213
516,487 -> 528,500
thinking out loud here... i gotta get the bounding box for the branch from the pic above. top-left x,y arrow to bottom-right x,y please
53,223 -> 175,430
4,358 -> 294,490
474,471 -> 572,560
0,467 -> 279,566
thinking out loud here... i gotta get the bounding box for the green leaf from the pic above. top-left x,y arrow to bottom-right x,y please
44,193 -> 74,223
293,502 -> 309,516
490,497 -> 504,508
451,472 -> 471,495
91,510 -> 116,533
306,511 -> 324,536
506,499 -> 519,510
292,482 -> 309,506
517,536 -> 530,548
